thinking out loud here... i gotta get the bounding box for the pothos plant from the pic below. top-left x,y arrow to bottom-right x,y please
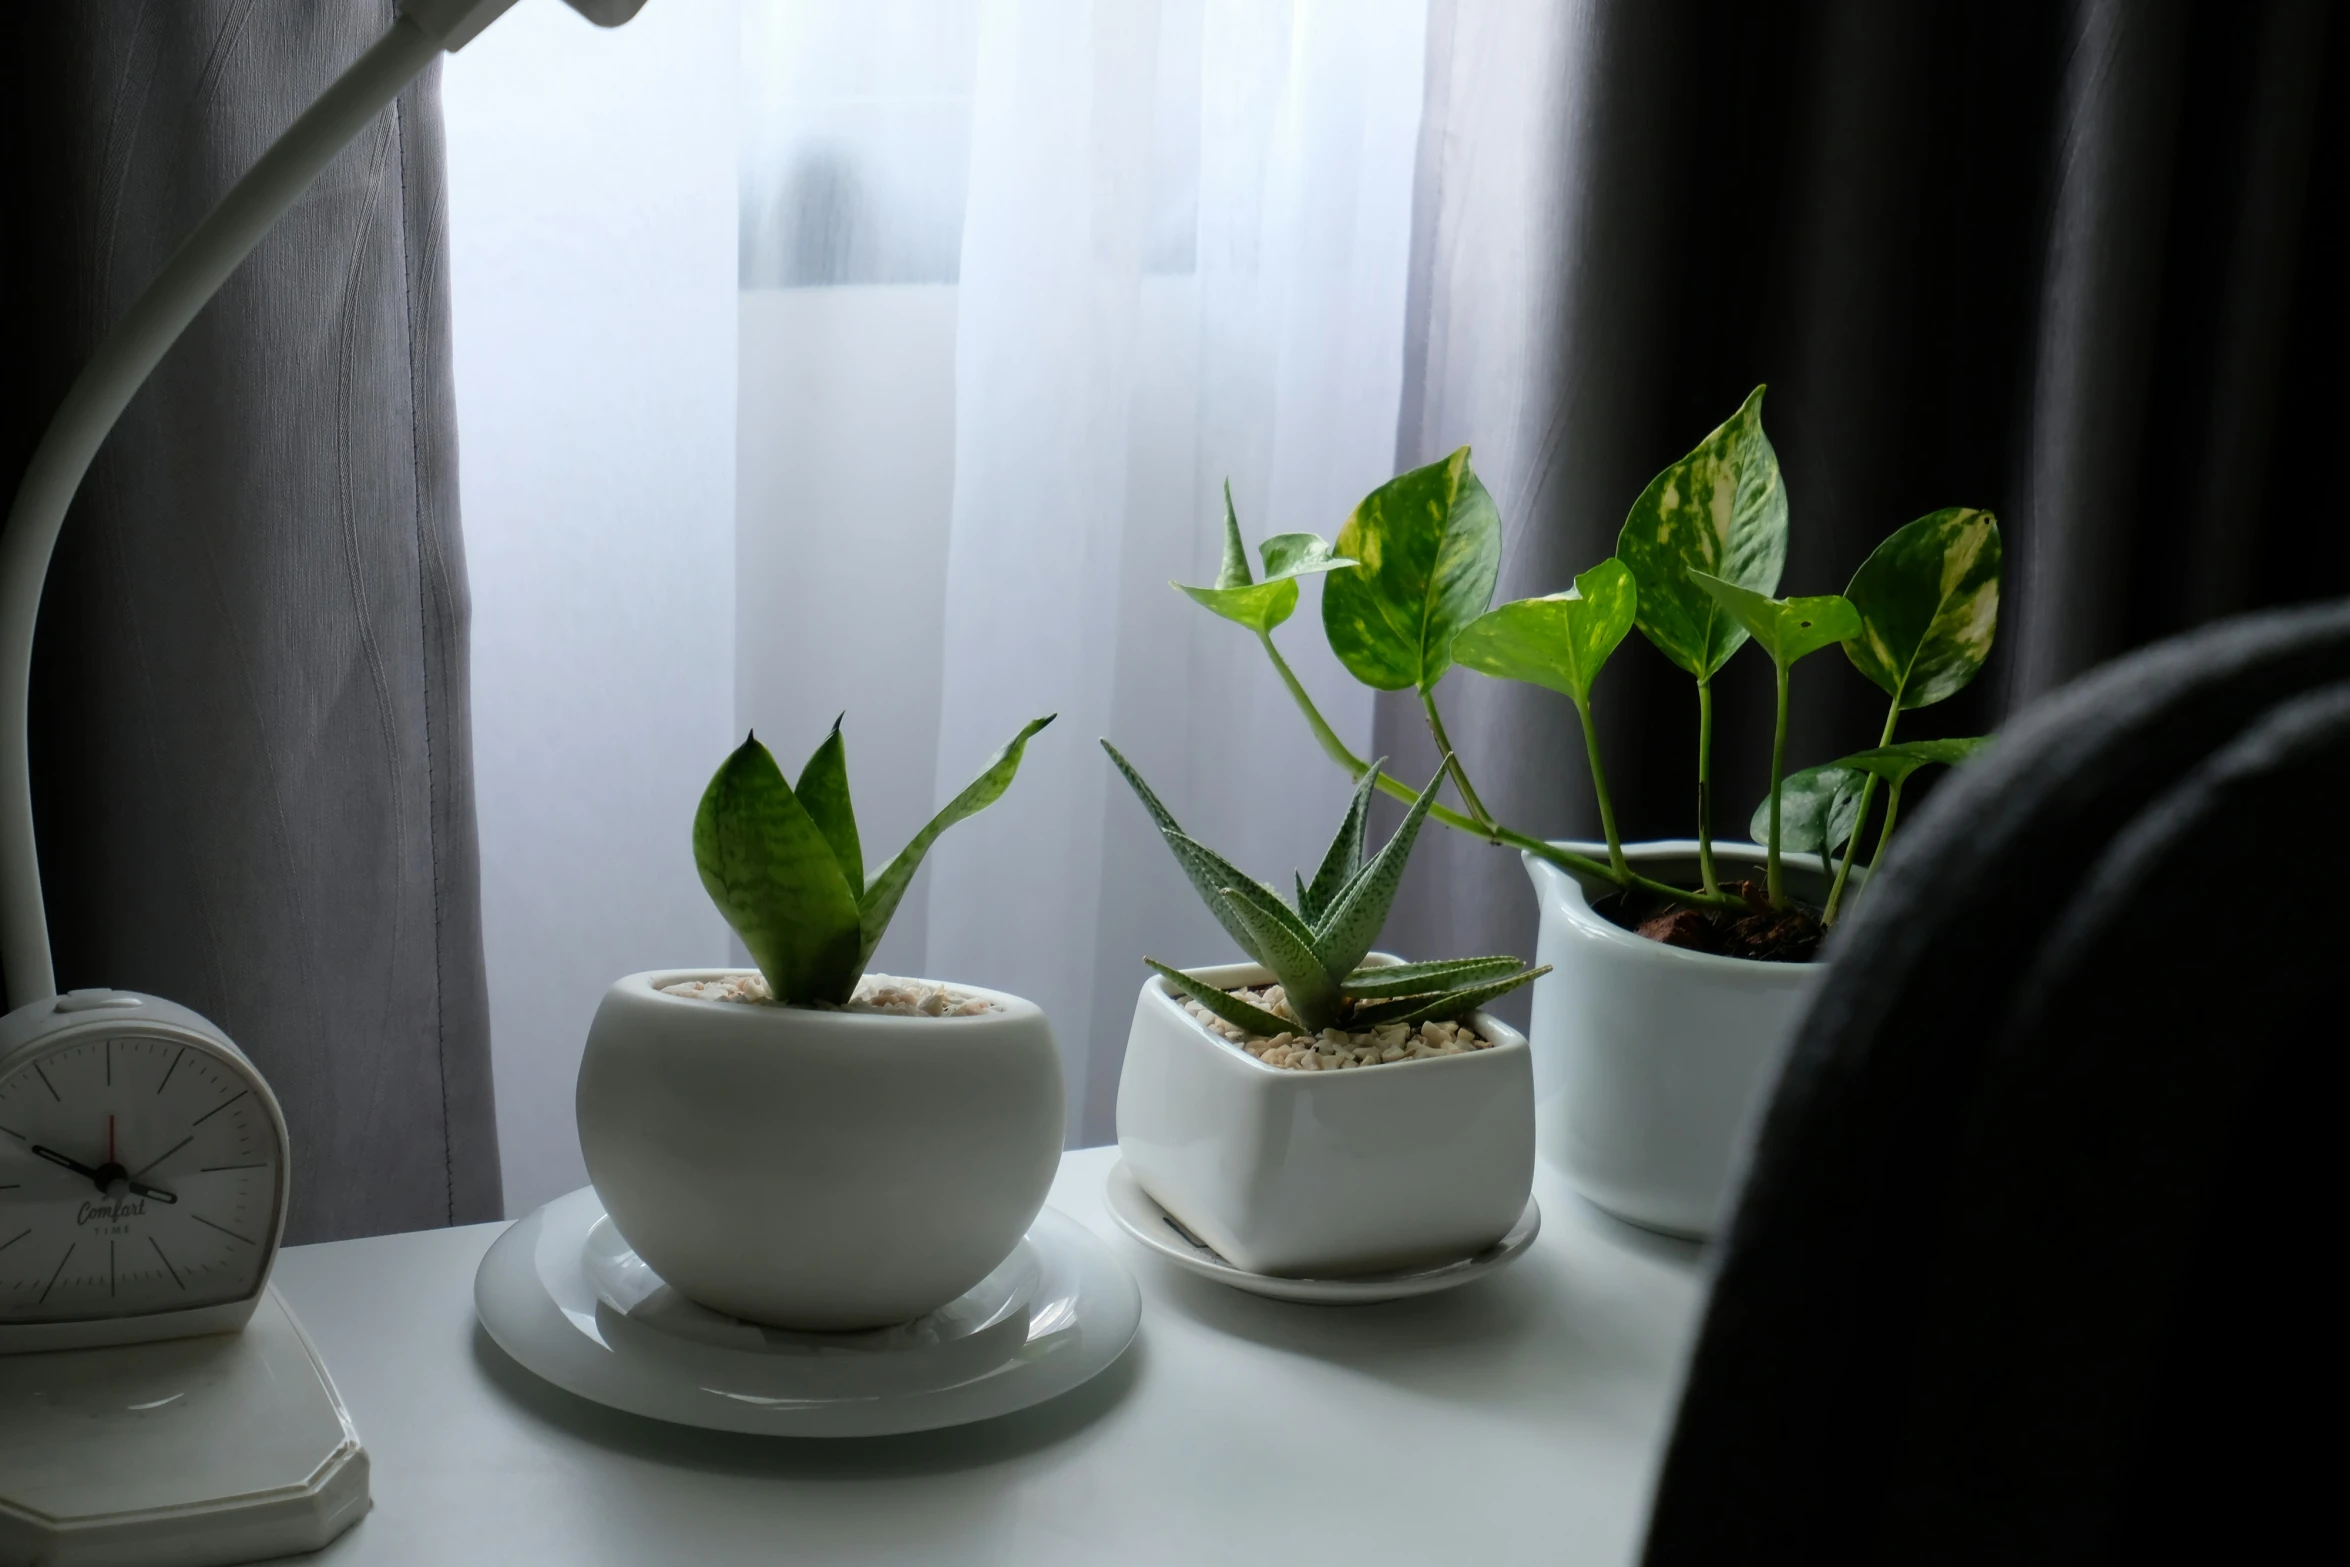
694,715 -> 1054,1004
1102,741 -> 1546,1037
1174,388 -> 2002,952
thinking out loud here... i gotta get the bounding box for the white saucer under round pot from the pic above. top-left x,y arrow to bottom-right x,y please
576,970 -> 1064,1332
1524,841 -> 1836,1239
474,1186 -> 1139,1436
1115,958 -> 1535,1278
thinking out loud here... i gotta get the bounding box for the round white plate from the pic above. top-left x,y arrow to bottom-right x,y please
473,1187 -> 1140,1437
1103,1161 -> 1540,1304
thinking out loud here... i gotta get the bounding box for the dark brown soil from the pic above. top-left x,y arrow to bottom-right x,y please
1596,880 -> 1826,963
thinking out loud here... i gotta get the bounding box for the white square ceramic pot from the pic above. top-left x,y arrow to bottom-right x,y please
1524,841 -> 1839,1239
1114,958 -> 1535,1277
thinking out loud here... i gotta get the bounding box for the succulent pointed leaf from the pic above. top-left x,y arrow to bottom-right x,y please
1339,955 -> 1525,999
1170,832 -> 1317,953
1221,892 -> 1342,1032
793,715 -> 862,896
1830,735 -> 1992,787
1451,557 -> 1639,707
1687,572 -> 1859,667
859,715 -> 1054,968
1300,760 -> 1384,923
1311,765 -> 1445,977
1146,959 -> 1295,1039
694,733 -> 863,1004
1760,763 -> 1868,858
1844,509 -> 2002,710
1348,965 -> 1551,1029
1615,386 -> 1787,679
1102,742 -> 1268,962
1322,448 -> 1502,693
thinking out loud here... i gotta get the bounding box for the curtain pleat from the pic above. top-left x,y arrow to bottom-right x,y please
1,1 -> 500,1240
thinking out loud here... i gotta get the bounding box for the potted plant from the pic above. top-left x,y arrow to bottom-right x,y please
574,715 -> 1063,1330
1104,740 -> 1547,1276
1170,392 -> 2001,1235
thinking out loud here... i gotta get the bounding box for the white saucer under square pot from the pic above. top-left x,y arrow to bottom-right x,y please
1114,960 -> 1536,1278
1524,841 -> 1842,1239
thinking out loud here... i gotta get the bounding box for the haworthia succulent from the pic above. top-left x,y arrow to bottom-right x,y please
1144,959 -> 1295,1038
1220,891 -> 1343,1029
1347,964 -> 1552,1030
1298,761 -> 1384,924
1309,766 -> 1445,982
1339,955 -> 1526,999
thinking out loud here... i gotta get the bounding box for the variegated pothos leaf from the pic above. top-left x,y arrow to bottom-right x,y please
1614,386 -> 1787,680
1843,508 -> 2003,709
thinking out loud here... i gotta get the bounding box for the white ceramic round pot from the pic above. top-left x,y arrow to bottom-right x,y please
1116,957 -> 1534,1277
1524,841 -> 1835,1238
575,970 -> 1064,1331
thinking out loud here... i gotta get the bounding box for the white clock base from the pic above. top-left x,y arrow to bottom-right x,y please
0,1285 -> 368,1566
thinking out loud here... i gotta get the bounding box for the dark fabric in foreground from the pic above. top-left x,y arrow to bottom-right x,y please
0,2 -> 500,1239
1642,601 -> 2350,1564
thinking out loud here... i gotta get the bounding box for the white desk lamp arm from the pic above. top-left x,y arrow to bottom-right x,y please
0,0 -> 644,1006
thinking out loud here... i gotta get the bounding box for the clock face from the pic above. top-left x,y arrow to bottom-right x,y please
0,1032 -> 283,1323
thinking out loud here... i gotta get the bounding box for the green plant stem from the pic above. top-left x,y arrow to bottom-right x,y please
1573,697 -> 1628,880
1255,630 -> 1742,912
1867,776 -> 1906,873
1419,688 -> 1496,830
1696,678 -> 1719,895
1766,661 -> 1790,907
1822,699 -> 1903,926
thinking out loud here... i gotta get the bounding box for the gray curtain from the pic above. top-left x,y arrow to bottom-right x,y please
1,2 -> 500,1241
1380,0 -> 2348,1011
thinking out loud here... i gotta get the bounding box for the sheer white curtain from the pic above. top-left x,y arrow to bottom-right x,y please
737,0 -> 1427,1142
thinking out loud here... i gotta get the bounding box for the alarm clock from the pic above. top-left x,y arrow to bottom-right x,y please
0,990 -> 368,1565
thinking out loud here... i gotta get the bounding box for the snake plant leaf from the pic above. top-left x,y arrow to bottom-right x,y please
1339,955 -> 1526,1000
1844,508 -> 2003,709
1311,765 -> 1446,978
1830,735 -> 1992,787
695,733 -> 864,1005
1146,959 -> 1296,1038
858,714 -> 1055,968
1759,762 -> 1868,859
1322,448 -> 1501,693
1686,572 -> 1860,668
1299,760 -> 1385,923
1451,557 -> 1639,707
1174,487 -> 1356,635
793,715 -> 862,897
1614,386 -> 1788,680
1346,964 -> 1551,1029
1221,891 -> 1344,1032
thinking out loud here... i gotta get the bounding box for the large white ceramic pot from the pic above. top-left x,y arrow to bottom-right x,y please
575,969 -> 1064,1331
1116,958 -> 1534,1276
1524,841 -> 1835,1238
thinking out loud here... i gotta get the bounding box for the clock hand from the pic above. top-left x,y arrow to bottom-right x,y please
126,1178 -> 178,1205
28,1145 -> 172,1201
30,1144 -> 106,1185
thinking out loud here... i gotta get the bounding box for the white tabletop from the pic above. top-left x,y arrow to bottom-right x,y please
274,1146 -> 1704,1566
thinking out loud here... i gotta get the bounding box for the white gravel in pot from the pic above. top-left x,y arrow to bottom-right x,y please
1180,983 -> 1492,1071
659,972 -> 999,1016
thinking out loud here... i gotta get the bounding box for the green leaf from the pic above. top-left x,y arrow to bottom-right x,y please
1759,763 -> 1867,858
1173,487 -> 1354,635
1347,965 -> 1551,1029
1844,508 -> 2003,709
1614,386 -> 1788,679
1451,557 -> 1639,708
1829,735 -> 1992,787
859,715 -> 1055,968
1167,831 -> 1318,954
694,733 -> 864,1005
1310,765 -> 1445,978
1322,448 -> 1501,693
1339,955 -> 1525,1000
1146,959 -> 1296,1039
1103,740 -> 1280,964
1298,761 -> 1384,924
793,715 -> 862,896
1221,892 -> 1343,1032
1686,572 -> 1860,667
